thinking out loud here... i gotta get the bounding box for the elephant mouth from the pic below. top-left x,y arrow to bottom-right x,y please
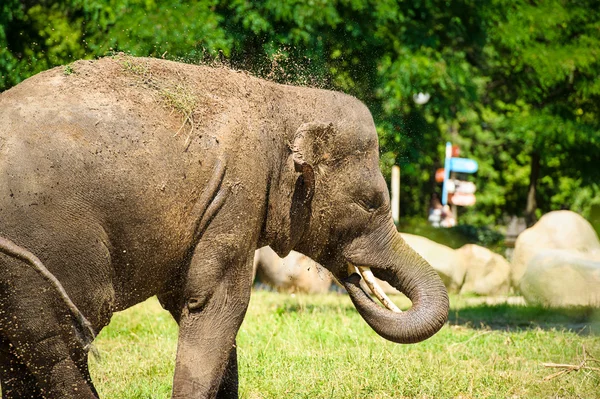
347,263 -> 402,313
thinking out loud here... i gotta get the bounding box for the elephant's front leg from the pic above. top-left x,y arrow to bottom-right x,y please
172,232 -> 254,399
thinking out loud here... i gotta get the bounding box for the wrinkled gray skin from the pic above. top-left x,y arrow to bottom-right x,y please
0,56 -> 448,399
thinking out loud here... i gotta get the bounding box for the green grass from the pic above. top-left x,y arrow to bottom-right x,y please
89,293 -> 600,398
63,64 -> 75,75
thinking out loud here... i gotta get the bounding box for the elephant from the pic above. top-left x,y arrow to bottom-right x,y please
0,55 -> 448,398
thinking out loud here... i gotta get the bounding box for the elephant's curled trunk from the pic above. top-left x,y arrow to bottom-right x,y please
343,231 -> 449,344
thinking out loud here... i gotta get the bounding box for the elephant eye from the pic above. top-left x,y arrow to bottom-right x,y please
356,198 -> 378,213
356,191 -> 385,213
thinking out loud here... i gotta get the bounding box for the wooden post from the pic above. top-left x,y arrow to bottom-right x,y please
391,165 -> 400,225
450,171 -> 458,222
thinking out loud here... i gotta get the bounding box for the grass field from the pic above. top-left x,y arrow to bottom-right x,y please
89,292 -> 600,399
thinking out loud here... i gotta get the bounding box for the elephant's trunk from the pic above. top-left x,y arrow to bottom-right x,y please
343,227 -> 449,344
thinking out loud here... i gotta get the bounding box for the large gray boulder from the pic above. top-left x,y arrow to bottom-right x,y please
520,249 -> 600,307
456,244 -> 511,296
511,211 -> 600,287
400,233 -> 465,293
253,246 -> 332,293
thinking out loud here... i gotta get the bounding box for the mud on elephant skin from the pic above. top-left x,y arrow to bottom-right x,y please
0,55 -> 448,398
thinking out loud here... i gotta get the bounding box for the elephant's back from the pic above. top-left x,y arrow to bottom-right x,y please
0,57 -> 253,234
0,56 -> 260,191
0,55 -> 265,148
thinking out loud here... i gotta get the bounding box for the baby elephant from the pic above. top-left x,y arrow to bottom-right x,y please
0,55 -> 448,398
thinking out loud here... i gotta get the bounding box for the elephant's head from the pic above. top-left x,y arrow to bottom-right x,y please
261,94 -> 449,344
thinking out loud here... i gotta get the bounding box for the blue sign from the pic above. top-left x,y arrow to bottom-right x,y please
450,157 -> 479,174
442,143 -> 479,205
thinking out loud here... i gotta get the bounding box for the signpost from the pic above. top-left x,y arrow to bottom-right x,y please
450,158 -> 479,174
449,192 -> 477,206
446,180 -> 476,195
442,142 -> 478,207
435,168 -> 445,183
442,143 -> 452,206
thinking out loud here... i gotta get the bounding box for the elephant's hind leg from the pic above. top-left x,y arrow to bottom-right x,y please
0,334 -> 43,398
71,342 -> 100,398
0,260 -> 98,398
0,304 -> 99,399
0,338 -> 97,399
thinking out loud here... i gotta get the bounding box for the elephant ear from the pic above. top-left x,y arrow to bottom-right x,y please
291,121 -> 335,204
266,122 -> 336,257
286,122 -> 335,246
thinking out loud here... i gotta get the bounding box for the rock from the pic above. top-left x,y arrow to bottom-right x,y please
511,211 -> 600,286
400,233 -> 465,293
456,244 -> 510,296
519,249 -> 600,307
253,246 -> 332,294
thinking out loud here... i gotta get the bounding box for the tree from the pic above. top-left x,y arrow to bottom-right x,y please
473,0 -> 600,225
1,0 -> 599,229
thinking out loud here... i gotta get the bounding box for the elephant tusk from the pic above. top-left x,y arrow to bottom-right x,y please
348,263 -> 402,313
358,266 -> 402,313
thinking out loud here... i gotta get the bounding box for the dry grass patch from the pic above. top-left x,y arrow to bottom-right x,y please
159,84 -> 197,148
121,57 -> 150,77
160,84 -> 197,121
118,55 -> 199,146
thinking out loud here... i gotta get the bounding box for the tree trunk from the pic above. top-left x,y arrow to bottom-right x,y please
525,151 -> 540,227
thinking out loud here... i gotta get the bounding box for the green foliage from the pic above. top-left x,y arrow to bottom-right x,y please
1,0 -> 599,229
0,0 -> 25,88
63,64 -> 74,75
466,0 -> 600,223
83,0 -> 231,61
